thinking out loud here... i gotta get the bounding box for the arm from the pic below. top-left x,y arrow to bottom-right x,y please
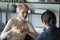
0,19 -> 13,40
26,22 -> 38,38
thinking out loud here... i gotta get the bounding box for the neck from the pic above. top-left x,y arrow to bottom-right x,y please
16,17 -> 25,23
19,16 -> 25,21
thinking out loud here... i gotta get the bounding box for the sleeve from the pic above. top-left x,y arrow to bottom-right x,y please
0,19 -> 13,39
26,22 -> 38,38
27,22 -> 36,32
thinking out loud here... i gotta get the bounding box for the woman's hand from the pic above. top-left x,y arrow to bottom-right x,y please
11,27 -> 21,33
8,26 -> 28,35
8,26 -> 21,34
20,27 -> 27,33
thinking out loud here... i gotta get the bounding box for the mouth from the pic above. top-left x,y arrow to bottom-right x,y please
21,16 -> 27,20
24,16 -> 27,18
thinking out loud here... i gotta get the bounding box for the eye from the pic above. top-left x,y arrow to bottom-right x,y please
22,12 -> 24,13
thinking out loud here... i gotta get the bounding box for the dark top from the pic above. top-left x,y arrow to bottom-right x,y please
35,25 -> 60,40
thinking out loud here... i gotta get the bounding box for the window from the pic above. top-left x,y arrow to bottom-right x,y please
28,14 -> 42,28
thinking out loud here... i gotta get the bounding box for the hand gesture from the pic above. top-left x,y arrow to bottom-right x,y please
10,26 -> 20,34
21,27 -> 27,33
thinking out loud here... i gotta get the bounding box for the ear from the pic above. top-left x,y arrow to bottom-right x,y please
42,21 -> 46,28
42,21 -> 47,29
50,19 -> 54,25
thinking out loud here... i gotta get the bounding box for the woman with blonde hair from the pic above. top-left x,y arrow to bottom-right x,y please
0,3 -> 38,40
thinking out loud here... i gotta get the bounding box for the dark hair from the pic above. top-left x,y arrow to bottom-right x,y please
41,10 -> 56,25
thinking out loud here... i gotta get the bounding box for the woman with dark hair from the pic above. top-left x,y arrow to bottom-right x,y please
35,10 -> 60,40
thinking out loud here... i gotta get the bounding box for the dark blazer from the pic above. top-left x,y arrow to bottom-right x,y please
35,25 -> 60,40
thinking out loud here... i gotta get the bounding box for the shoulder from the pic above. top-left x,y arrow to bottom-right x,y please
8,18 -> 17,22
36,31 -> 48,40
25,21 -> 33,27
10,18 -> 17,21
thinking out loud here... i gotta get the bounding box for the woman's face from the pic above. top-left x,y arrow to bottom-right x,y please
42,21 -> 48,29
17,8 -> 28,20
42,21 -> 46,29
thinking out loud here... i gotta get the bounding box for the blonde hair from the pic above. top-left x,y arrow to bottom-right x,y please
16,3 -> 29,13
17,3 -> 29,10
